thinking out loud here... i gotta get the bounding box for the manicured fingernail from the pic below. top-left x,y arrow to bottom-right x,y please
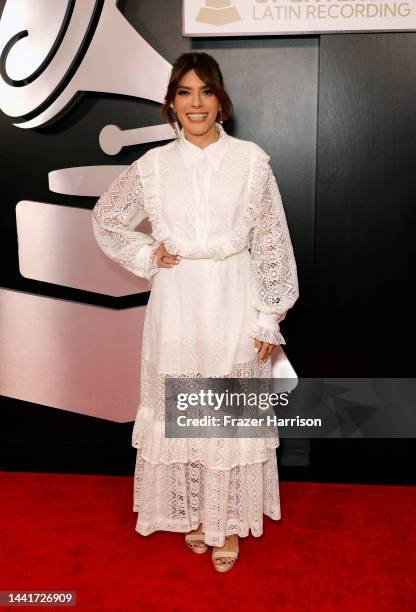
254,347 -> 259,352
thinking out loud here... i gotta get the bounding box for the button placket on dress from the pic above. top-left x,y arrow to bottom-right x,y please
178,124 -> 226,256
193,151 -> 211,252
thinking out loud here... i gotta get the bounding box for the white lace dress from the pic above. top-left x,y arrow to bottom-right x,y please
92,122 -> 299,547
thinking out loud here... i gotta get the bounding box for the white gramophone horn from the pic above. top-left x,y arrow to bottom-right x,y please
0,0 -> 172,129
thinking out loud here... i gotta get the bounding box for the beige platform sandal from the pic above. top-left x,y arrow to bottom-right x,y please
185,531 -> 208,555
212,535 -> 239,573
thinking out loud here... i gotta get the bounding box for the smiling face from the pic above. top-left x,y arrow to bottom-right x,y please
173,69 -> 221,140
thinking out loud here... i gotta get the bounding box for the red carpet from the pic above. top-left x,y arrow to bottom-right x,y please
1,471 -> 415,611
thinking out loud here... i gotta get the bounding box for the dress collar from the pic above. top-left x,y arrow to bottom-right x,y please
177,122 -> 229,172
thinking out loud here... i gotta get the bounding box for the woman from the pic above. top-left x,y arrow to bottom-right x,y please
92,52 -> 299,573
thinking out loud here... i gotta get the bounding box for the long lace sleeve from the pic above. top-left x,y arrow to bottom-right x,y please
91,160 -> 160,283
248,156 -> 299,345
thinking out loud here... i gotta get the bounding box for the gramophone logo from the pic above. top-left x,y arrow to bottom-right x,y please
196,0 -> 242,26
0,0 -> 177,420
0,0 -> 297,426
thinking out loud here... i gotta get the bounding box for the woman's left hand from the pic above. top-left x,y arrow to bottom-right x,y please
255,338 -> 276,361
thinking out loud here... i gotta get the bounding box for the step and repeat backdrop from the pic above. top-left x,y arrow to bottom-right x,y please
0,0 -> 415,478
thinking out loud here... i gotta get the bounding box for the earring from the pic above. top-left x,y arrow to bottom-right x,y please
219,108 -> 223,125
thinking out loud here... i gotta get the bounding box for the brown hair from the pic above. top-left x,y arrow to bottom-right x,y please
160,52 -> 233,139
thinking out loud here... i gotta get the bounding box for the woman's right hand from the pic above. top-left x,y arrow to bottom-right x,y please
154,242 -> 181,268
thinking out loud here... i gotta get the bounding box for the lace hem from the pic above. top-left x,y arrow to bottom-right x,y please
133,451 -> 281,547
131,408 -> 279,469
131,353 -> 279,468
